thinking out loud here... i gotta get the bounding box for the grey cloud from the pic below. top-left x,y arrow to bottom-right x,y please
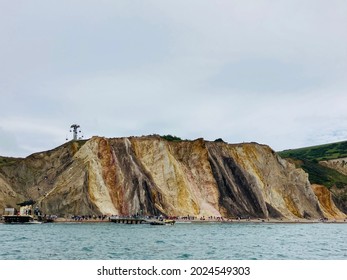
0,0 -> 346,156
208,58 -> 323,93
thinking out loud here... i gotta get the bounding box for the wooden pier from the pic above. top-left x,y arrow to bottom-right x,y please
109,217 -> 147,224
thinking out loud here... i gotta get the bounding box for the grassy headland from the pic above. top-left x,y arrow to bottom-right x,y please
278,140 -> 347,212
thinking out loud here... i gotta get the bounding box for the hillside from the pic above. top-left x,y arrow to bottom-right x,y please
278,140 -> 347,213
0,136 -> 346,220
279,141 -> 347,161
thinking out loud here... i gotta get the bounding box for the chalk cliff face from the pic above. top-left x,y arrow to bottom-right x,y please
0,136 -> 345,219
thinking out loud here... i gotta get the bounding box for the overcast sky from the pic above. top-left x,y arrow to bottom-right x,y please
1,0 -> 347,157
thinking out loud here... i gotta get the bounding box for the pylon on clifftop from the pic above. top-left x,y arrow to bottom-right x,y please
66,124 -> 84,141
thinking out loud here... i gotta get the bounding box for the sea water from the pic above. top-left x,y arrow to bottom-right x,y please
0,222 -> 346,260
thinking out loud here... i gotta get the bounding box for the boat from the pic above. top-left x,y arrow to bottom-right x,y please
26,220 -> 42,224
149,219 -> 176,225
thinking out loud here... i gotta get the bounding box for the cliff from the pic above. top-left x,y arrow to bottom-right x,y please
320,157 -> 347,176
0,136 -> 345,219
278,141 -> 347,217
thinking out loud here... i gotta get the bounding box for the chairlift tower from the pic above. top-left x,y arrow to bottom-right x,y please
69,124 -> 83,141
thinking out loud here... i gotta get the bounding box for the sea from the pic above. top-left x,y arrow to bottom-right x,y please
0,222 -> 346,260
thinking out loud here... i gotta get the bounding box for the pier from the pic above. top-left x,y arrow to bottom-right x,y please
109,217 -> 147,224
3,215 -> 33,223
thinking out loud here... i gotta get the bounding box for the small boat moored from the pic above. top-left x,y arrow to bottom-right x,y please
149,219 -> 176,225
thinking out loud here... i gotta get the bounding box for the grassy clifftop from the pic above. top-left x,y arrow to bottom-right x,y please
279,141 -> 347,162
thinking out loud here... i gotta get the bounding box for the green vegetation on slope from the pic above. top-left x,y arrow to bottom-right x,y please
278,141 -> 347,211
298,159 -> 347,188
278,140 -> 347,188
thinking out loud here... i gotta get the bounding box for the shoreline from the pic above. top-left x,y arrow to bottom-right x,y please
1,215 -> 346,224
49,217 -> 347,224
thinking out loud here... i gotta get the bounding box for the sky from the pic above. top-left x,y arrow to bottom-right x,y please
1,0 -> 347,157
